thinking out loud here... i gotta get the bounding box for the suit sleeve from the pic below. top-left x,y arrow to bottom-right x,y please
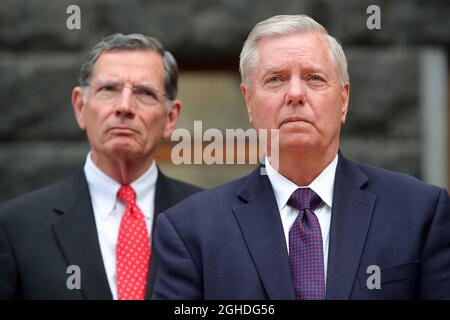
0,224 -> 19,299
151,213 -> 203,300
420,188 -> 450,299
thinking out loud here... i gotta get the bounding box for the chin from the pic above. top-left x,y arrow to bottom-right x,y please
278,138 -> 315,153
108,142 -> 140,157
277,128 -> 313,144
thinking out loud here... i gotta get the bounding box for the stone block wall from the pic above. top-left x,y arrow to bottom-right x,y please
0,0 -> 449,201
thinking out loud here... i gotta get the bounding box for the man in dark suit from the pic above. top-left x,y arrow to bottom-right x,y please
0,33 -> 201,300
152,15 -> 450,300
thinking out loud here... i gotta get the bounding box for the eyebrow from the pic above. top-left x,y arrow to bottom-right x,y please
302,64 -> 327,75
261,64 -> 328,79
261,67 -> 284,75
92,79 -> 163,93
132,83 -> 161,92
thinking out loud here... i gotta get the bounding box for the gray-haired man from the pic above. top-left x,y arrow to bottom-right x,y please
152,15 -> 450,300
0,33 -> 202,300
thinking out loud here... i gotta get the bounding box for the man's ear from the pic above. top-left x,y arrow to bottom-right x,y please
240,83 -> 253,124
163,100 -> 181,139
72,86 -> 87,130
340,81 -> 350,125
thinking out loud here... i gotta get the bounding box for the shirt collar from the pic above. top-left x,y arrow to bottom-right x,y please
265,154 -> 338,212
129,160 -> 158,219
84,152 -> 158,219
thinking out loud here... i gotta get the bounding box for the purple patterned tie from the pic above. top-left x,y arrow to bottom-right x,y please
288,188 -> 325,300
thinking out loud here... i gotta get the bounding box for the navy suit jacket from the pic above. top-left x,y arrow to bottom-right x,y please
0,168 -> 202,299
152,154 -> 450,299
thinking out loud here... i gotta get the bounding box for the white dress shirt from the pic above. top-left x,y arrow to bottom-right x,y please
84,152 -> 157,300
265,154 -> 338,285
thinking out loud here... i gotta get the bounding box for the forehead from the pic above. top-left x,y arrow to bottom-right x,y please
91,49 -> 164,84
255,32 -> 335,74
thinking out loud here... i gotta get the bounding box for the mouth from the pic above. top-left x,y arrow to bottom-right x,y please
108,126 -> 138,134
280,117 -> 311,126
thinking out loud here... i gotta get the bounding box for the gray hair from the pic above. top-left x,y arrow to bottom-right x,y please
79,33 -> 178,100
239,15 -> 349,87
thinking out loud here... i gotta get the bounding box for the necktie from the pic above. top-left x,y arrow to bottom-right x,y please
288,188 -> 325,300
116,185 -> 150,300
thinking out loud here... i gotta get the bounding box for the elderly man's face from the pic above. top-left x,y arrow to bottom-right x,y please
72,50 -> 179,164
241,32 -> 349,156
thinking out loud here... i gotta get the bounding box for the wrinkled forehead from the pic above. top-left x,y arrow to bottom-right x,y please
256,32 -> 332,66
91,49 -> 164,84
253,32 -> 338,75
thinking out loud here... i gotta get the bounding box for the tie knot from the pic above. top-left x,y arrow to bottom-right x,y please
288,188 -> 321,212
117,185 -> 136,206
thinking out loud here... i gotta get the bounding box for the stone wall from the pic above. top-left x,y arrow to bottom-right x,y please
0,0 -> 449,201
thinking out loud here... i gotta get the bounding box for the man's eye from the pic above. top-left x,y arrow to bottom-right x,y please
100,85 -> 117,92
266,76 -> 282,84
309,75 -> 323,82
135,88 -> 156,98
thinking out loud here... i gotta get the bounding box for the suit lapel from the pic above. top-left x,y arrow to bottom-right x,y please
51,170 -> 112,300
233,167 -> 296,300
325,154 -> 376,299
152,170 -> 175,233
232,154 -> 377,300
145,169 -> 179,299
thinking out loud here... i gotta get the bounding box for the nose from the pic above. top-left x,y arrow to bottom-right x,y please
285,77 -> 305,106
115,86 -> 136,119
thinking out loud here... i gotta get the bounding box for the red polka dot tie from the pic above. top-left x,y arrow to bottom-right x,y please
116,185 -> 150,300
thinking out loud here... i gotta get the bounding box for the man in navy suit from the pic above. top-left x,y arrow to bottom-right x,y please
0,34 -> 201,299
152,15 -> 450,299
